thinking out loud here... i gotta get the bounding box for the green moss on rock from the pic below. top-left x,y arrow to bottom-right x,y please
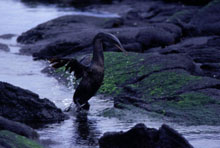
136,70 -> 201,99
0,130 -> 43,148
99,52 -> 162,95
98,52 -> 220,125
178,92 -> 214,107
152,92 -> 220,125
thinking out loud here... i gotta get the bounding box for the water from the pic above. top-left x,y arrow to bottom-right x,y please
0,0 -> 220,147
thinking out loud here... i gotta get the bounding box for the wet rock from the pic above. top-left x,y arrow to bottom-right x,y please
70,0 -> 113,6
136,23 -> 182,50
0,43 -> 9,52
17,15 -> 122,58
0,81 -> 68,126
17,15 -> 120,44
170,0 -> 220,36
122,1 -> 196,25
0,130 -> 43,148
159,36 -> 220,79
167,9 -> 197,25
99,123 -> 193,148
17,13 -> 183,58
0,116 -> 39,139
190,0 -> 220,36
21,0 -> 113,6
17,0 -> 195,57
100,52 -> 220,125
0,34 -> 16,40
163,0 -> 211,5
17,15 -> 146,58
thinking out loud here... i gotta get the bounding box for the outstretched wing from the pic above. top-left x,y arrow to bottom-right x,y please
49,58 -> 87,80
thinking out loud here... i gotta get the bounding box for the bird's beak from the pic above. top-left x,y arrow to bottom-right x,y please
114,44 -> 127,55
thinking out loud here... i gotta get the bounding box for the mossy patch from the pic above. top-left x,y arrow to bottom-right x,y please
167,10 -> 194,23
177,92 -> 215,107
99,52 -> 162,95
98,52 -> 220,125
0,130 -> 43,148
205,0 -> 220,8
145,91 -> 220,125
134,70 -> 201,99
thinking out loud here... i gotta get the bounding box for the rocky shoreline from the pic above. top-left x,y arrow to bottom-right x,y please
0,81 -> 68,147
1,0 -> 220,147
16,0 -> 220,125
99,123 -> 193,148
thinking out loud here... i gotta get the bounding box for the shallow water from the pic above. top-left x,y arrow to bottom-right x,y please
0,0 -> 220,147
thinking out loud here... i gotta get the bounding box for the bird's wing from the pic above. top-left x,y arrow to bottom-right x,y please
49,58 -> 87,79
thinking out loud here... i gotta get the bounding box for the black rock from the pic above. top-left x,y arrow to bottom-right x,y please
0,81 -> 68,127
136,23 -> 182,50
17,15 -> 144,58
99,123 -> 193,148
0,43 -> 9,52
159,36 -> 220,79
21,0 -> 113,6
163,0 -> 211,5
190,0 -> 220,36
0,34 -> 16,40
158,124 -> 193,148
0,116 -> 39,139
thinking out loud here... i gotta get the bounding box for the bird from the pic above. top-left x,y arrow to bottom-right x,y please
49,32 -> 126,110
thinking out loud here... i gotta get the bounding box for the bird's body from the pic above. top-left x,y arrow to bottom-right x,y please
73,64 -> 104,109
50,32 -> 126,110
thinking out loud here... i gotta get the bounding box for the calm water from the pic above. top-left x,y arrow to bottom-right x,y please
0,0 -> 220,147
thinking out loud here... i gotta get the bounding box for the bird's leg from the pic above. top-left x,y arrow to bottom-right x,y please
75,100 -> 90,111
80,102 -> 90,110
64,102 -> 75,112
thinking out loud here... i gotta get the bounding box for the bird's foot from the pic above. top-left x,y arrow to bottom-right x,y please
64,103 -> 75,112
75,101 -> 90,111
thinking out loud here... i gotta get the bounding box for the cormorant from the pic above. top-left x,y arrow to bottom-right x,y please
50,32 -> 126,110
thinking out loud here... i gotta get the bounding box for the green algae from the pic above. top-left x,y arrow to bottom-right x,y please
99,52 -> 162,95
148,92 -> 220,125
0,130 -> 43,148
139,70 -> 201,99
167,10 -> 193,23
178,92 -> 214,107
99,52 -> 220,125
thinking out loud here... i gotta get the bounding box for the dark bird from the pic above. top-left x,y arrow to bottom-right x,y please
50,32 -> 126,110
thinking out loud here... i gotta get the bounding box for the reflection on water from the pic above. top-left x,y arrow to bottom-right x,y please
0,0 -> 220,148
74,111 -> 99,147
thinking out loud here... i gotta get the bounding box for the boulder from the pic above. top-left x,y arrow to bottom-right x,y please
0,130 -> 43,148
170,0 -> 220,36
163,0 -> 211,5
17,14 -> 183,58
136,23 -> 182,50
0,43 -> 9,52
17,15 -> 144,58
159,36 -> 220,79
21,0 -> 113,6
0,116 -> 38,139
99,123 -> 193,148
17,15 -> 123,58
99,52 -> 220,125
0,34 -> 16,40
0,81 -> 68,126
190,0 -> 220,35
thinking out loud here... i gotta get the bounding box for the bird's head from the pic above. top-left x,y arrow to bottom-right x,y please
94,32 -> 127,53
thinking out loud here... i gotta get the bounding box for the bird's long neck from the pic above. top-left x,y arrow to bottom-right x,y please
92,38 -> 104,68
